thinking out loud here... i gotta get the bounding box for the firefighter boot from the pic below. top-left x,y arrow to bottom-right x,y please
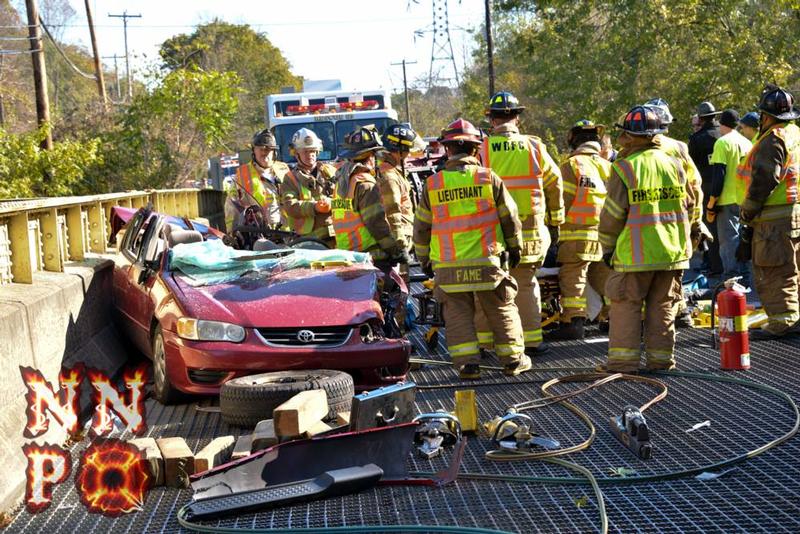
546,317 -> 585,341
524,343 -> 551,356
459,363 -> 482,380
504,354 -> 533,376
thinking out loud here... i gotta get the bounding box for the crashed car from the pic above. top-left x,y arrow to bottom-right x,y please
110,206 -> 411,404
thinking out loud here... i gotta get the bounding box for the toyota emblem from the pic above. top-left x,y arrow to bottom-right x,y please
296,329 -> 315,343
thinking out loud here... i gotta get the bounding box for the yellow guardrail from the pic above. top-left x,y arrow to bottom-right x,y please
0,189 -> 225,284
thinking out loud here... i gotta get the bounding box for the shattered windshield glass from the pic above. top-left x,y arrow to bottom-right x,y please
169,240 -> 372,286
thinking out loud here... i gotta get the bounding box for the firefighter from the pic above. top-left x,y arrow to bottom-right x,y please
475,91 -> 564,356
377,123 -> 417,257
645,98 -> 708,328
550,120 -> 612,340
332,125 -> 402,264
282,128 -> 338,247
737,85 -> 800,340
598,106 -> 702,372
414,118 -> 528,379
224,129 -> 289,233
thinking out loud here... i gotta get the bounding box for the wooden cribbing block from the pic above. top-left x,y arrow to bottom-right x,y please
303,420 -> 332,438
335,411 -> 350,426
231,433 -> 254,460
155,437 -> 194,488
252,419 -> 278,451
128,437 -> 164,487
194,436 -> 235,473
273,390 -> 328,437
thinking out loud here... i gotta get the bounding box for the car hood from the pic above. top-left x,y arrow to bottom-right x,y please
170,265 -> 383,328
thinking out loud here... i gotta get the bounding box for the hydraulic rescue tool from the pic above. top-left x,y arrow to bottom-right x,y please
610,405 -> 652,460
413,411 -> 462,459
485,410 -> 561,452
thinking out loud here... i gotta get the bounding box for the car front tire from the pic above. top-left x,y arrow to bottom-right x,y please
152,325 -> 180,404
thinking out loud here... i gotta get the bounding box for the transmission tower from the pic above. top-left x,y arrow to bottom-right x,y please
428,0 -> 459,87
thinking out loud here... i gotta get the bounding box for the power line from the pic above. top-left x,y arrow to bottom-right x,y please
39,16 -> 96,80
0,49 -> 35,55
108,11 -> 141,101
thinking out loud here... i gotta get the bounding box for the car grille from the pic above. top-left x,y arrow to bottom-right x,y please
255,326 -> 353,348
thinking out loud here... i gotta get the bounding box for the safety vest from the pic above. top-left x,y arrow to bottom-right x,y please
233,163 -> 262,204
562,154 -> 610,241
737,123 -> 800,218
331,175 -> 378,252
480,133 -> 543,233
426,167 -> 504,268
612,149 -> 690,272
283,169 -> 316,234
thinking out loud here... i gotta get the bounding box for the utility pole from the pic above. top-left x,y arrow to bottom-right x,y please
84,0 -> 107,107
25,0 -> 52,150
108,11 -> 141,101
0,54 -> 5,127
391,59 -> 417,124
485,0 -> 495,97
103,54 -> 124,101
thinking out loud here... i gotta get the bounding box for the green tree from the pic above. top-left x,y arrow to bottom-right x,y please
84,67 -> 242,192
159,20 -> 302,146
463,0 -> 800,153
0,124 -> 100,198
392,84 -> 464,138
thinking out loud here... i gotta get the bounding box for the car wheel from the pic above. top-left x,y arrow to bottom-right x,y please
220,370 -> 354,428
152,325 -> 181,405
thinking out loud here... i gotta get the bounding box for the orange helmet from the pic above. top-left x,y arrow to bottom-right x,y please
438,118 -> 483,145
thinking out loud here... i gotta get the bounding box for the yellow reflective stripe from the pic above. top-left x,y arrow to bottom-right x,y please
548,208 -> 565,221
439,281 -> 498,292
449,341 -> 480,357
477,331 -> 494,344
524,329 -> 543,343
604,197 -> 625,219
495,343 -> 524,356
561,229 -> 599,241
361,202 -> 384,219
734,315 -> 748,332
645,349 -> 674,362
415,243 -> 430,254
562,297 -> 586,308
563,180 -> 578,194
599,232 -> 617,247
433,257 -> 501,268
416,206 -> 432,223
767,311 -> 800,326
608,348 -> 640,361
542,169 -> 560,189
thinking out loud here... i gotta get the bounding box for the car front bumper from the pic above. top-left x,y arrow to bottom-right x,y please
162,328 -> 411,394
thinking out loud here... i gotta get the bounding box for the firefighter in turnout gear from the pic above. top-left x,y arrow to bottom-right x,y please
282,128 -> 338,247
475,91 -> 564,356
224,129 -> 290,232
414,118 -> 529,380
551,120 -> 612,340
645,98 -> 708,328
377,123 -> 417,257
737,85 -> 800,340
598,106 -> 701,372
332,125 -> 402,263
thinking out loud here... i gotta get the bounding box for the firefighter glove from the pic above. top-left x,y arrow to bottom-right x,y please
735,225 -> 754,263
508,247 -> 522,269
603,251 -> 614,268
423,262 -> 435,279
314,198 -> 331,214
547,225 -> 560,245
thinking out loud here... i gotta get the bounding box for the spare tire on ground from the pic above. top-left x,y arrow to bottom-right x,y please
220,370 -> 354,428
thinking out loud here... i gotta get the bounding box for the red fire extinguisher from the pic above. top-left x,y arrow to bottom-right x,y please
713,279 -> 750,370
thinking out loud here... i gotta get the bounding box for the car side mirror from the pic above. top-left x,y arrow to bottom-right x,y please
138,257 -> 160,285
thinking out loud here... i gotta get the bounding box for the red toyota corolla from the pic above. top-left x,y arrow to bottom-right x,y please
111,207 -> 410,404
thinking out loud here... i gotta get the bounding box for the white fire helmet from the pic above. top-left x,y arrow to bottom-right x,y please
290,128 -> 324,152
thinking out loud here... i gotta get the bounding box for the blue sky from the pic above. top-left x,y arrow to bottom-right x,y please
43,0 -> 487,91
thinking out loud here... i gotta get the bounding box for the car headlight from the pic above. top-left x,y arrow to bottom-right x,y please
177,318 -> 246,343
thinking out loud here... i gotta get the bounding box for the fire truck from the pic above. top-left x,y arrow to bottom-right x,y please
266,85 -> 399,163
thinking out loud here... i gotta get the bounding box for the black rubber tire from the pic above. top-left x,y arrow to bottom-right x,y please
219,370 -> 354,428
152,325 -> 181,405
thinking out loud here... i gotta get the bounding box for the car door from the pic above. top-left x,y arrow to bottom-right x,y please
126,215 -> 165,354
113,208 -> 149,343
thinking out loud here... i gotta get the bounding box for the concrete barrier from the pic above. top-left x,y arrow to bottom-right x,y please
0,256 -> 130,513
